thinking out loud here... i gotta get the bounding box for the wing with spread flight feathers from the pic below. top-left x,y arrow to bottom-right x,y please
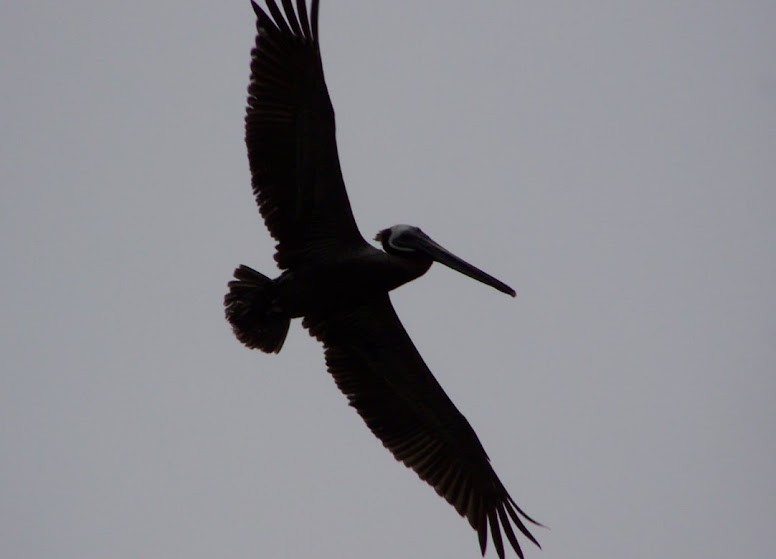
246,0 -> 367,269
304,294 -> 541,559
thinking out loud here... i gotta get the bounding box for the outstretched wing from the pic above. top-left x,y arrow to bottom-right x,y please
246,0 -> 367,269
304,295 -> 542,559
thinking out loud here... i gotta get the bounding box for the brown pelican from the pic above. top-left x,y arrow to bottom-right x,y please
224,2 -> 542,557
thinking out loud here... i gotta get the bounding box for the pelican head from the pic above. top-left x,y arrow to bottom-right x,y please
375,225 -> 516,297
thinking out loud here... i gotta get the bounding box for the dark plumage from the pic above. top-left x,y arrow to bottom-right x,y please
224,2 -> 542,557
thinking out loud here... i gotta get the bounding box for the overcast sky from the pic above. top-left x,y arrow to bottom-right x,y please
2,1 -> 775,558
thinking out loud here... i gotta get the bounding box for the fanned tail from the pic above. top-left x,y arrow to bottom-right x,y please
224,265 -> 290,353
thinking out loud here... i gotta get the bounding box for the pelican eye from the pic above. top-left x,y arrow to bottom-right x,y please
388,227 -> 418,252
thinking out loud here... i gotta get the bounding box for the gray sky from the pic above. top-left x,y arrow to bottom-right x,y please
2,1 -> 774,558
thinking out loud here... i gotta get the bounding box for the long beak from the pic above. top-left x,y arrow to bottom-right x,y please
408,231 -> 516,297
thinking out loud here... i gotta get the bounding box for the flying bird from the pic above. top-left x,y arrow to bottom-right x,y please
224,2 -> 541,557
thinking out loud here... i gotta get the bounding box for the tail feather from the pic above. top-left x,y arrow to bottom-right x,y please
224,265 -> 290,353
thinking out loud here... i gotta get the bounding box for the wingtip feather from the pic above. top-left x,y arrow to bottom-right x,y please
488,508 -> 505,559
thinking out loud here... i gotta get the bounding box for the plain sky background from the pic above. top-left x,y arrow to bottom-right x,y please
2,1 -> 775,558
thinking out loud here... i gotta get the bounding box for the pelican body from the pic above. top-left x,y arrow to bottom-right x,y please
224,2 -> 540,558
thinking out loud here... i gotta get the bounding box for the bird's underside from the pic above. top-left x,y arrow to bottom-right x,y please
223,1 -> 541,557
